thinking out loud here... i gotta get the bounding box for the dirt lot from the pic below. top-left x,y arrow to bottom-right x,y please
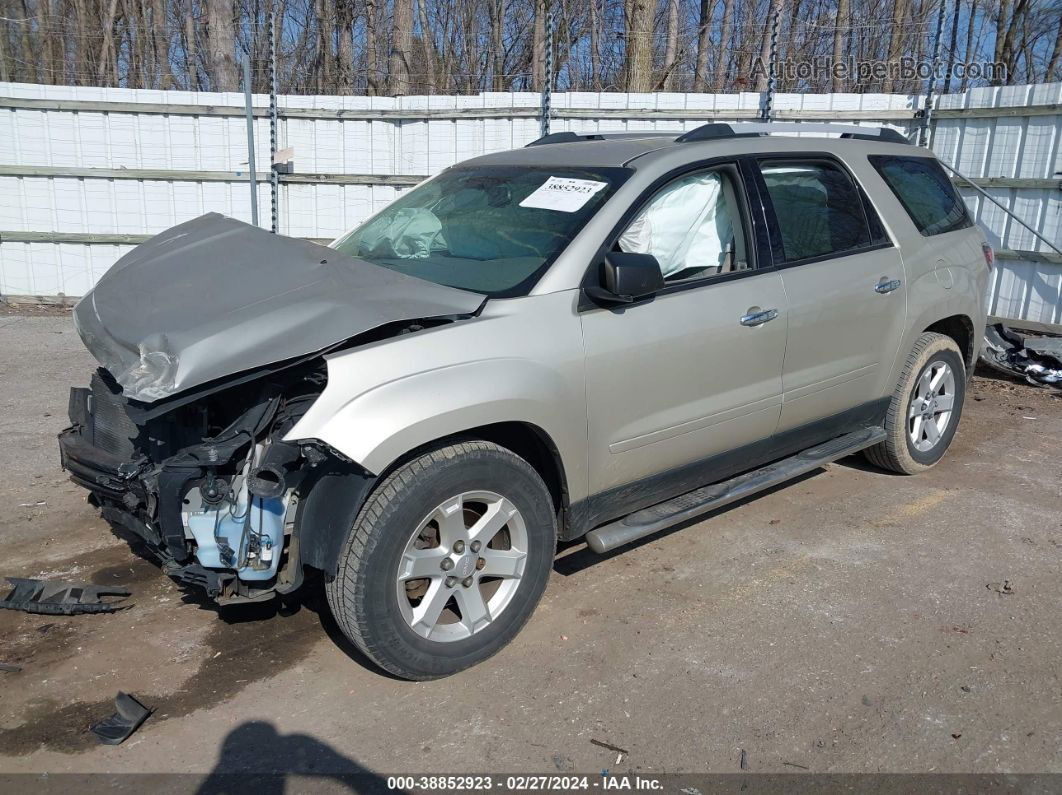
0,312 -> 1060,780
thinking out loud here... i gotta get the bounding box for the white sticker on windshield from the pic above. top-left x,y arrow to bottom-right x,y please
519,176 -> 608,213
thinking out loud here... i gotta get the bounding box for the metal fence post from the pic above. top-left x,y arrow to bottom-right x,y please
269,11 -> 279,234
760,8 -> 780,123
920,0 -> 947,147
540,0 -> 553,137
243,56 -> 259,227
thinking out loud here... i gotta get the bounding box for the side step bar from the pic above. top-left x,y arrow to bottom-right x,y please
585,426 -> 887,554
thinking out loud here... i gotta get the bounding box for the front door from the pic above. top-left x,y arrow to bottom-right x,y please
580,164 -> 789,522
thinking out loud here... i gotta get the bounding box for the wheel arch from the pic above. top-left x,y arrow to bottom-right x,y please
296,420 -> 571,576
886,277 -> 981,394
924,314 -> 976,371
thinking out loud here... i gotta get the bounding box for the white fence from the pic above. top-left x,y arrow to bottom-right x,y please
0,81 -> 1060,326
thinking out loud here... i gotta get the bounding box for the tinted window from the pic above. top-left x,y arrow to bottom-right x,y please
759,161 -> 874,263
870,155 -> 972,236
333,165 -> 627,297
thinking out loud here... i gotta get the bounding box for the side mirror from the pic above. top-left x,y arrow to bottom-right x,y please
586,252 -> 665,305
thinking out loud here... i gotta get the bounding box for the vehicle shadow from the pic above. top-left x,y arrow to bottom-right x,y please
553,467 -> 827,576
195,720 -> 393,794
830,453 -> 898,475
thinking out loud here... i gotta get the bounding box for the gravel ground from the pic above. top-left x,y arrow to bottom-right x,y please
0,314 -> 1060,781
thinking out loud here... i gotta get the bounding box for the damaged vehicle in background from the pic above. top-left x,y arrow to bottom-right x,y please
61,123 -> 991,679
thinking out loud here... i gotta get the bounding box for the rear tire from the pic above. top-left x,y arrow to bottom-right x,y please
865,332 -> 966,474
325,440 -> 556,680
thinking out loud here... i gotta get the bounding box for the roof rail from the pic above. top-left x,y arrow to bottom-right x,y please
675,123 -> 761,143
526,131 -> 593,146
526,123 -> 912,148
676,122 -> 912,145
525,130 -> 680,147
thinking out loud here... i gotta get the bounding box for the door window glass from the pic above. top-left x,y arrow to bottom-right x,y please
759,161 -> 874,263
618,170 -> 748,283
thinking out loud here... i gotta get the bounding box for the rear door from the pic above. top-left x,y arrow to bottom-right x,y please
580,162 -> 788,520
752,156 -> 907,441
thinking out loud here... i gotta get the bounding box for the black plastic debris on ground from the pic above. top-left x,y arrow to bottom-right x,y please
981,324 -> 1062,387
0,577 -> 132,615
91,692 -> 153,745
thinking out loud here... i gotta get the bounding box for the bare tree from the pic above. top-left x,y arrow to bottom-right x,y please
589,0 -> 601,89
714,0 -> 734,90
336,0 -> 354,91
944,0 -> 961,91
624,0 -> 653,91
997,0 -> 1030,84
832,0 -> 849,92
2,0 -> 1057,96
1046,9 -> 1062,81
97,0 -> 119,84
184,0 -> 199,88
37,0 -> 57,84
364,0 -> 382,94
417,0 -> 438,92
206,0 -> 237,90
692,0 -> 714,91
960,0 -> 979,91
886,0 -> 909,91
531,0 -> 545,89
0,9 -> 8,83
754,0 -> 784,92
488,0 -> 507,90
662,0 -> 679,90
388,0 -> 414,94
153,0 -> 173,87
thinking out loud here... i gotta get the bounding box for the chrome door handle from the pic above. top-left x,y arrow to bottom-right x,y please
740,308 -> 779,327
875,278 -> 902,294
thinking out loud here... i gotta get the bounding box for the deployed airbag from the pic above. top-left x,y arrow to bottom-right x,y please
618,171 -> 729,277
73,214 -> 485,403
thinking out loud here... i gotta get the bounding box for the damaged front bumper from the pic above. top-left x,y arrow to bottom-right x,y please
59,371 -> 317,603
57,215 -> 483,600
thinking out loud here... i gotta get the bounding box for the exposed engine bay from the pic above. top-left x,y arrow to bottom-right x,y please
58,213 -> 486,603
59,362 -> 331,602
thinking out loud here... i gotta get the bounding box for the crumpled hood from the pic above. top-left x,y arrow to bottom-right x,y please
74,213 -> 485,403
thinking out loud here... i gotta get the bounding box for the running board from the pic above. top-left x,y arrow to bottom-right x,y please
584,426 -> 887,554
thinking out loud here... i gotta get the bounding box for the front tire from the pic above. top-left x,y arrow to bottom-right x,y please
865,332 -> 966,474
325,440 -> 556,680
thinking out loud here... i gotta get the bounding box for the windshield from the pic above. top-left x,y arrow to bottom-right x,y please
332,165 -> 628,297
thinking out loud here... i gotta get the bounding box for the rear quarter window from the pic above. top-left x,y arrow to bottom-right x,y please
869,155 -> 973,236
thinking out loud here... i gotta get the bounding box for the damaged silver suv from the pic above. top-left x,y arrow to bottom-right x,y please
60,123 -> 992,679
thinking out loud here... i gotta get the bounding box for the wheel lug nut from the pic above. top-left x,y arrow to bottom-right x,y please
470,540 -> 481,553
440,558 -> 454,571
453,540 -> 465,554
461,576 -> 474,588
445,576 -> 457,588
476,557 -> 485,570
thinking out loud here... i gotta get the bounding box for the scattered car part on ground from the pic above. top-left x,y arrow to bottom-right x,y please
980,324 -> 1062,387
0,577 -> 132,615
90,692 -> 153,745
59,123 -> 990,679
590,738 -> 629,756
0,662 -> 22,673
987,579 -> 1016,596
